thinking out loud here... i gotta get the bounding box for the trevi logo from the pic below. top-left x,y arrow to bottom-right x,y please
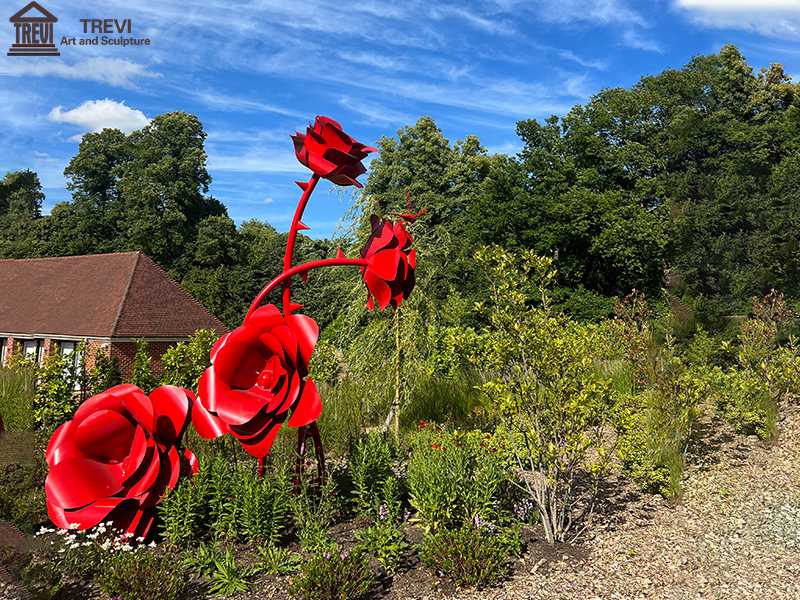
6,3 -> 152,56
7,1 -> 59,57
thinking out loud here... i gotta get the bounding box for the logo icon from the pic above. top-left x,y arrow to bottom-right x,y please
8,1 -> 59,57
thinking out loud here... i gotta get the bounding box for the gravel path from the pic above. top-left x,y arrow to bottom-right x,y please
455,410 -> 800,600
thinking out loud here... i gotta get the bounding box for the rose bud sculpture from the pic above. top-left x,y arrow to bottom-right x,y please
360,215 -> 417,310
44,384 -> 197,536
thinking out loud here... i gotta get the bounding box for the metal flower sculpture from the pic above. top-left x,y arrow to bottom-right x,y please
45,384 -> 197,537
195,116 -> 418,479
43,116 -> 418,535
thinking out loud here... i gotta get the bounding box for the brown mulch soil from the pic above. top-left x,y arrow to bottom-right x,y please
453,410 -> 800,600
2,411 -> 799,600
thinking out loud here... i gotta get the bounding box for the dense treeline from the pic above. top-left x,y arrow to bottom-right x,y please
2,45 -> 800,329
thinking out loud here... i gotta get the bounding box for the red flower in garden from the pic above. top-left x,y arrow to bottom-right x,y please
45,384 -> 197,537
194,304 -> 321,457
360,215 -> 416,310
291,116 -> 377,188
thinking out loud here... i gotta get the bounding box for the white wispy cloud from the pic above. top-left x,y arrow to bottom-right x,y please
207,149 -> 304,173
674,0 -> 800,38
186,91 -> 304,118
338,97 -> 417,124
622,29 -> 664,53
48,99 -> 150,140
0,58 -> 157,89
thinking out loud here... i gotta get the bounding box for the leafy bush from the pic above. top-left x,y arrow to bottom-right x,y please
88,348 -> 122,395
97,548 -> 188,600
458,247 -> 616,543
420,524 -> 521,588
209,548 -> 250,596
348,432 -> 396,518
160,329 -> 217,390
291,478 -> 340,552
712,369 -> 777,439
129,338 -> 157,393
254,545 -> 302,576
289,547 -> 375,600
33,352 -> 78,432
0,463 -> 47,533
0,365 -> 35,431
407,426 -> 509,532
159,455 -> 292,545
354,520 -> 408,575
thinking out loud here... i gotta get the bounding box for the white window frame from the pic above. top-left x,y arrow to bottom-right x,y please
0,338 -> 6,366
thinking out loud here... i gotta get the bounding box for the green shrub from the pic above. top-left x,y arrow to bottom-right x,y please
348,433 -> 396,518
159,455 -> 292,545
289,547 -> 375,600
253,545 -> 303,576
88,349 -> 122,395
713,369 -> 777,439
97,548 -> 188,600
459,247 -> 616,543
160,329 -> 217,390
354,520 -> 408,574
0,365 -> 35,431
291,478 -> 340,552
420,524 -> 521,588
407,427 -> 509,532
209,548 -> 250,596
130,339 -> 157,393
0,463 -> 47,533
33,352 -> 77,432
180,542 -> 222,579
616,363 -> 709,497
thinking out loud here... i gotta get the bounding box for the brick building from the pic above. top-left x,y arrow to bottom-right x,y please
0,252 -> 227,378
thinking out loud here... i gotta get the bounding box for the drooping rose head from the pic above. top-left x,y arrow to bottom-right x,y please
360,215 -> 416,310
291,116 -> 377,188
44,384 -> 197,537
194,304 -> 322,457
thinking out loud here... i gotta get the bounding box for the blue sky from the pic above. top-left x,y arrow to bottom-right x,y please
2,0 -> 800,238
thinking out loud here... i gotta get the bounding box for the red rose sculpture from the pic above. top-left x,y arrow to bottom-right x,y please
194,304 -> 322,457
361,215 -> 417,310
292,116 -> 376,188
44,384 -> 197,537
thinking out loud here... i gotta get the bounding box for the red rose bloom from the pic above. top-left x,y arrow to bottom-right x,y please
292,116 -> 376,188
45,384 -> 197,537
194,304 -> 322,457
360,215 -> 416,310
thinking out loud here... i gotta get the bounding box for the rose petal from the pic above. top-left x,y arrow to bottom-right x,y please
46,458 -> 125,510
288,379 -> 322,428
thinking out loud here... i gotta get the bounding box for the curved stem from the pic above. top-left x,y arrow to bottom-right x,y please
244,256 -> 367,322
282,174 -> 320,313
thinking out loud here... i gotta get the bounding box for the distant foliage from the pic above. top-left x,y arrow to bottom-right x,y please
0,365 -> 36,432
33,351 -> 78,432
88,348 -> 122,395
129,338 -> 157,393
160,328 -> 217,390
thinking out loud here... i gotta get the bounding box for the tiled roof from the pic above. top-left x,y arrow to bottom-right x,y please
0,252 -> 227,338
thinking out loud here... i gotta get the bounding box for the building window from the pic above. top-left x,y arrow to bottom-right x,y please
0,338 -> 6,366
22,339 -> 43,364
